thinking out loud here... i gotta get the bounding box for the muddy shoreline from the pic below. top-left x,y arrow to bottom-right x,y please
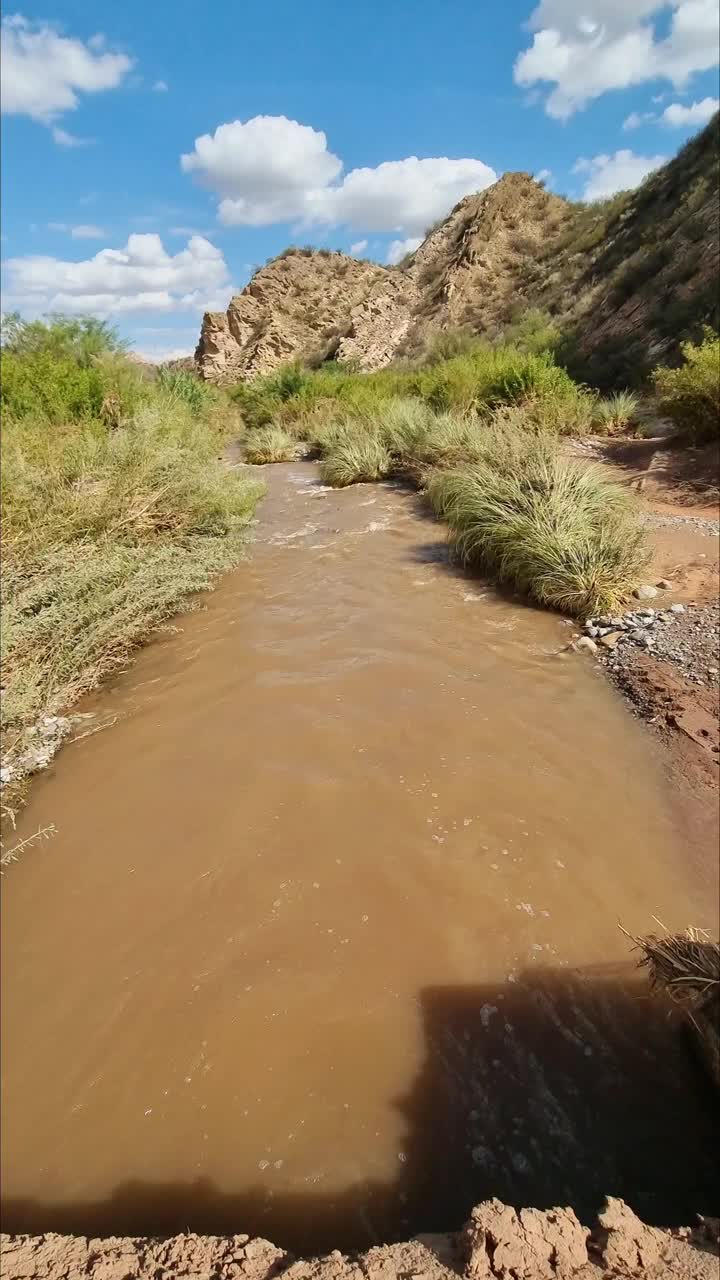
2,1198 -> 718,1279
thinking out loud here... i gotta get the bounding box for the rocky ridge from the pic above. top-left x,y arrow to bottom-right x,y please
196,116 -> 718,385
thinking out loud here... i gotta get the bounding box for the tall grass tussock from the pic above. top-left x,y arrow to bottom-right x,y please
244,425 -> 298,464
426,428 -> 649,617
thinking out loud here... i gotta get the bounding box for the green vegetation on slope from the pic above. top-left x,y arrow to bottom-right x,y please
652,330 -> 720,444
1,317 -> 263,763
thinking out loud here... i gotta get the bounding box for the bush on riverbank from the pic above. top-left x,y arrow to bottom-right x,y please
236,343 -> 600,440
1,318 -> 263,760
653,330 -> 720,444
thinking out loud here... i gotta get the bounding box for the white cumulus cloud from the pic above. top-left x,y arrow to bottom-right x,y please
309,156 -> 497,234
623,95 -> 718,128
3,233 -> 230,316
181,114 -> 496,235
661,95 -> 719,125
573,149 -> 666,199
181,116 -> 343,227
386,237 -> 422,265
350,239 -> 368,255
1,14 -> 133,125
515,0 -> 720,119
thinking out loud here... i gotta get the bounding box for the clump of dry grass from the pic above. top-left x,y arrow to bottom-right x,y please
623,924 -> 720,1005
622,922 -> 720,1087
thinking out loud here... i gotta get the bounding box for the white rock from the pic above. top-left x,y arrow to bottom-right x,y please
633,585 -> 658,600
575,637 -> 598,655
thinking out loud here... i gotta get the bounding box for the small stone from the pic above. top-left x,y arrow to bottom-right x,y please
597,627 -> 612,637
575,637 -> 598,655
637,608 -> 655,618
656,579 -> 672,589
598,631 -> 623,650
633,585 -> 658,600
670,603 -> 685,614
610,617 -> 625,628
585,624 -> 599,638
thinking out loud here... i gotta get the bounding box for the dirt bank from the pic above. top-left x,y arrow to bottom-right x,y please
2,1198 -> 718,1279
571,435 -> 719,807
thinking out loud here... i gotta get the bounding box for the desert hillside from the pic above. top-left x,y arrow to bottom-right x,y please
196,115 -> 719,387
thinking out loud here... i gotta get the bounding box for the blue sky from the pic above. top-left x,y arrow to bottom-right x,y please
2,0 -> 718,359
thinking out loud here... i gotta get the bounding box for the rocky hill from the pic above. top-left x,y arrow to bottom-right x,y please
196,115 -> 719,388
196,249 -> 386,383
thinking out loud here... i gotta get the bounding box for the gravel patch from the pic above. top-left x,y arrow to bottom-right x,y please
581,602 -> 720,688
639,512 -> 720,536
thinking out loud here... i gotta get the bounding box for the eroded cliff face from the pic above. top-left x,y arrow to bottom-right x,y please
196,117 -> 719,386
195,250 -> 387,384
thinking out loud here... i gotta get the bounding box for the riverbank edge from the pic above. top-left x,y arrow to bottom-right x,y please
1,1196 -> 718,1279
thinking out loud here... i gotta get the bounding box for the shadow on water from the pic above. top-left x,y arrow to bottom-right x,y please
3,965 -> 718,1255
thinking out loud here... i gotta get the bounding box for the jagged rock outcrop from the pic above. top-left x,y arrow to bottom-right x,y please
196,250 -> 386,384
196,116 -> 719,387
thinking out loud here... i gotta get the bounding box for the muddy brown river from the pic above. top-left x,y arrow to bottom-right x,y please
2,463 -> 718,1252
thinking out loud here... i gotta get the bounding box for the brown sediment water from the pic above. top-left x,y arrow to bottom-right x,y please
1,462 -> 718,1253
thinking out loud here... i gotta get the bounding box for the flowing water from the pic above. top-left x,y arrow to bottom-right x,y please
2,463 -> 718,1252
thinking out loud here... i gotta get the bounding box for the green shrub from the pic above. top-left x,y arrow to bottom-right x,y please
499,308 -> 561,356
422,328 -> 482,365
244,425 -> 298,464
156,367 -> 213,415
426,428 -> 648,617
1,312 -> 128,366
265,361 -> 312,401
319,432 -> 392,487
230,384 -> 283,430
652,331 -> 720,443
0,349 -> 107,423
